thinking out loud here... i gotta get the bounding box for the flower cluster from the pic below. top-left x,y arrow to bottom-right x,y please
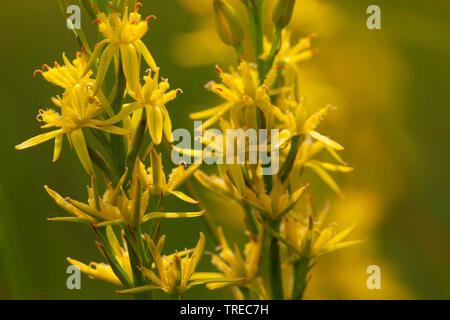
15,2 -> 232,299
183,0 -> 360,299
16,0 -> 360,300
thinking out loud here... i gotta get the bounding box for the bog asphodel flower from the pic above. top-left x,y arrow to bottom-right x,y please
118,233 -> 235,297
67,227 -> 132,286
15,79 -> 131,174
272,100 -> 353,196
101,69 -> 181,144
92,4 -> 158,93
261,30 -> 317,90
144,148 -> 200,201
280,215 -> 362,260
190,60 -> 281,130
46,158 -> 204,227
33,52 -> 92,90
207,227 -> 264,295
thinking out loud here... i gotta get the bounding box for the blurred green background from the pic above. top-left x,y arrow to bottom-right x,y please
0,0 -> 449,299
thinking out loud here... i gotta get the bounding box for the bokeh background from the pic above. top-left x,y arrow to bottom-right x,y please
0,0 -> 449,299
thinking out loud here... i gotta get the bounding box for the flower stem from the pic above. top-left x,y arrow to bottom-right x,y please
268,220 -> 284,300
292,257 -> 310,300
245,0 -> 265,82
110,63 -> 127,178
265,27 -> 282,74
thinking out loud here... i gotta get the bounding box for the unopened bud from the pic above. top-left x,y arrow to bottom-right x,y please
272,0 -> 296,29
213,0 -> 244,46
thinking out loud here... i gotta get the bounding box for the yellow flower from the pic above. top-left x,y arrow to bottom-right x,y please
34,51 -> 92,90
292,135 -> 353,197
15,81 -> 131,174
272,101 -> 353,196
67,226 -> 132,286
207,227 -> 264,295
101,69 -> 181,144
280,213 -> 362,260
242,176 -> 307,220
262,30 -> 317,71
190,60 -> 280,130
92,5 -> 158,93
144,148 -> 200,200
117,233 -> 235,297
46,158 -> 204,227
142,233 -> 205,295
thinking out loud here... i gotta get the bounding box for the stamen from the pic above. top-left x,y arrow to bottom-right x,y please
92,19 -> 102,24
109,1 -> 114,11
91,4 -> 100,13
161,77 -> 168,82
33,69 -> 43,76
176,88 -> 183,94
204,80 -> 214,90
215,65 -> 223,74
145,15 -> 157,22
215,87 -> 224,93
54,61 -> 60,68
42,64 -> 50,71
145,68 -> 152,75
262,85 -> 269,91
240,52 -> 248,61
277,65 -> 287,71
135,2 -> 143,12
308,33 -> 317,40
311,48 -> 320,55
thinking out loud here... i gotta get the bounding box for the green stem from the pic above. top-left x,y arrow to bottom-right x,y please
240,286 -> 251,300
243,203 -> 258,235
268,220 -> 284,300
265,27 -> 282,74
234,43 -> 245,60
110,63 -> 127,178
245,0 -> 265,81
292,257 -> 310,300
279,134 -> 302,182
96,227 -> 133,288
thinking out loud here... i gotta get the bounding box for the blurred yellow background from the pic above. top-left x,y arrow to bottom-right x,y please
0,0 -> 449,299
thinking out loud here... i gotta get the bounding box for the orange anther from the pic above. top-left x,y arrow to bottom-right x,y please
146,15 -> 157,22
91,4 -> 100,13
215,65 -> 223,74
307,33 -> 317,40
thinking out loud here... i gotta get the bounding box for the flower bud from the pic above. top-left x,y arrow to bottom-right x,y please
272,0 -> 296,29
213,0 -> 244,46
